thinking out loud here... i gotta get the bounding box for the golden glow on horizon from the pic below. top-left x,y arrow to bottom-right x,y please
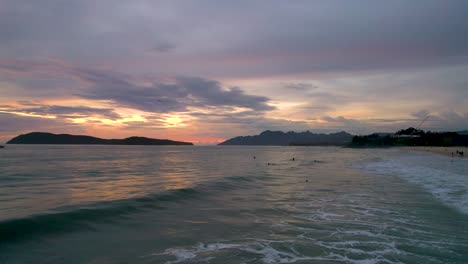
68,117 -> 87,124
120,115 -> 146,123
66,112 -> 190,129
314,119 -> 328,124
161,114 -> 190,128
0,85 -> 438,144
67,114 -> 147,126
1,97 -> 194,131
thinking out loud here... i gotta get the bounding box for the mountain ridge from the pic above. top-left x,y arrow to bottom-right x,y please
218,130 -> 353,146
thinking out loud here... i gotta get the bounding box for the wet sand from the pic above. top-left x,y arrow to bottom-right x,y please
397,146 -> 467,158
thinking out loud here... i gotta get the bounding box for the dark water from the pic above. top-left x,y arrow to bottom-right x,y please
0,145 -> 467,263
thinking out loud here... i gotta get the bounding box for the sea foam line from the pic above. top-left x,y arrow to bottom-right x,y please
356,154 -> 468,214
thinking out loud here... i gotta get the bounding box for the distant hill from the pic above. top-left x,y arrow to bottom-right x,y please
218,130 -> 353,146
351,127 -> 468,147
458,130 -> 468,135
7,132 -> 193,145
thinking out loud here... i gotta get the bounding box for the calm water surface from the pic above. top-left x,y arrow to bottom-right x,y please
0,145 -> 467,263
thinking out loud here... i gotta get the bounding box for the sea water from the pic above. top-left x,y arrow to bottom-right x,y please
0,145 -> 467,263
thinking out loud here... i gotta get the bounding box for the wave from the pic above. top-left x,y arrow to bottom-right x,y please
357,153 -> 468,214
0,187 -> 198,245
0,174 -> 260,245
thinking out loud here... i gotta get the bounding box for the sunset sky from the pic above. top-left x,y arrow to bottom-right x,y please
1,0 -> 467,144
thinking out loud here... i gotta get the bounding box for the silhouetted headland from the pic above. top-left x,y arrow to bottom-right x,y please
350,127 -> 468,147
7,132 -> 193,145
218,130 -> 353,146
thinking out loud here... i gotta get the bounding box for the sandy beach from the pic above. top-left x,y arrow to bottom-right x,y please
397,146 -> 467,158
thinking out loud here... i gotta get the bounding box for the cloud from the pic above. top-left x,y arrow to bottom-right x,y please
318,110 -> 468,134
411,109 -> 432,120
0,0 -> 173,62
78,73 -> 274,112
0,113 -> 73,132
186,110 -> 313,139
151,43 -> 176,53
0,59 -> 275,113
11,103 -> 121,120
432,111 -> 468,131
179,77 -> 274,111
283,82 -> 318,92
0,1 -> 467,78
0,1 -> 467,140
320,116 -> 366,132
0,112 -> 85,142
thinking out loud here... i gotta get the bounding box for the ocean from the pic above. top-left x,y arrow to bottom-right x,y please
0,145 -> 467,263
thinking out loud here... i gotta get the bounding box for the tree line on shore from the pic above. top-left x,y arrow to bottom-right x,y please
351,127 -> 468,147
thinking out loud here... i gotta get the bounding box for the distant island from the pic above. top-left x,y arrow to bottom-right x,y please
218,130 -> 353,146
7,132 -> 193,145
350,127 -> 468,147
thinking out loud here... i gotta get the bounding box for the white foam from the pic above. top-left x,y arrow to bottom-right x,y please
358,153 -> 468,214
243,246 -> 311,263
196,242 -> 240,251
157,248 -> 197,264
153,241 -> 320,264
292,209 -> 345,223
323,252 -> 404,264
152,243 -> 242,264
333,230 -> 380,237
152,238 -> 414,264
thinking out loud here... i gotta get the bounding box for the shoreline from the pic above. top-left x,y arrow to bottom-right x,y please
396,146 -> 467,158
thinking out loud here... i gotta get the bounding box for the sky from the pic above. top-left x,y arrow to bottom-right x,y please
1,0 -> 467,144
